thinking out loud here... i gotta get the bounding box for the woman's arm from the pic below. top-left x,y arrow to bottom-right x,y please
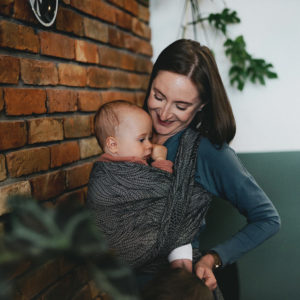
195,138 -> 281,266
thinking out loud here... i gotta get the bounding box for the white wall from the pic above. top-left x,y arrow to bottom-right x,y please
150,0 -> 300,153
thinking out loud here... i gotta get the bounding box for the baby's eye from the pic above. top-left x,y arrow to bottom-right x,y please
139,138 -> 145,143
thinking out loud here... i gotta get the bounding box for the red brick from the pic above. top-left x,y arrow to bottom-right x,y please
71,0 -> 116,23
90,114 -> 95,135
0,121 -> 27,151
13,0 -> 37,23
101,90 -> 136,104
129,73 -> 148,89
0,55 -> 19,84
40,31 -> 75,59
108,27 -> 125,48
120,52 -> 135,70
124,0 -> 138,16
99,46 -> 135,71
15,259 -> 60,298
55,188 -> 86,206
56,7 -> 84,36
21,58 -> 58,85
99,46 -> 121,68
75,40 -> 99,63
4,88 -> 46,116
135,91 -> 146,106
50,141 -> 80,168
30,171 -> 65,201
37,265 -> 89,300
0,181 -> 31,216
88,280 -> 100,299
58,63 -> 87,87
123,35 -> 152,56
64,115 -> 92,138
72,284 -> 92,300
135,56 -> 152,73
0,20 -> 39,53
138,4 -> 150,22
83,18 -> 109,43
6,147 -> 50,177
7,260 -> 32,281
0,88 -> 4,112
70,0 -> 95,16
79,137 -> 102,159
0,154 -> 6,182
137,39 -> 153,56
28,118 -> 63,144
111,70 -> 129,88
107,0 -> 124,8
47,89 -> 77,113
132,17 -> 151,39
66,162 -> 93,190
78,91 -> 102,112
87,67 -> 111,88
0,0 -> 14,15
94,1 -> 116,23
57,256 -> 76,277
110,71 -> 148,90
123,32 -> 138,52
115,10 -> 132,30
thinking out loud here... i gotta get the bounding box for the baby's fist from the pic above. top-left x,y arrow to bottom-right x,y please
151,144 -> 167,161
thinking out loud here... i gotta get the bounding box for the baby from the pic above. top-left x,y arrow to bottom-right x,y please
94,100 -> 173,172
89,100 -> 193,270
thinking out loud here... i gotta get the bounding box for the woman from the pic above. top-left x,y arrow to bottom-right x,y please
142,39 -> 281,291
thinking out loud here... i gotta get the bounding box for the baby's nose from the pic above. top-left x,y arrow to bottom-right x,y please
146,140 -> 152,149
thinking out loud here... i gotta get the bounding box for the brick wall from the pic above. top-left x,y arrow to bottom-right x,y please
0,0 -> 152,298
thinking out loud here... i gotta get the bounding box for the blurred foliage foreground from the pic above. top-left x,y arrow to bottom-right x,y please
0,196 -> 140,300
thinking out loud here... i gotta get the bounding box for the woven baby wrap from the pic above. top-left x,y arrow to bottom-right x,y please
87,128 -> 212,272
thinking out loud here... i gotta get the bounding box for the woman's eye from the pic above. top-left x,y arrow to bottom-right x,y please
176,105 -> 187,111
139,138 -> 145,143
154,93 -> 163,101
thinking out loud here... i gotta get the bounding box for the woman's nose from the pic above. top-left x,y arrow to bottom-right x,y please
160,104 -> 171,120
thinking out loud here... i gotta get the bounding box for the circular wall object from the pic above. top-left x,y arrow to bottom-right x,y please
29,0 -> 59,27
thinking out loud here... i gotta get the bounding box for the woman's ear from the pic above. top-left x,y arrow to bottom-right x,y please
106,136 -> 118,154
198,103 -> 206,111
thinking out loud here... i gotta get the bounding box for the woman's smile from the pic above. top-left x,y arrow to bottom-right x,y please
147,71 -> 204,144
156,113 -> 174,126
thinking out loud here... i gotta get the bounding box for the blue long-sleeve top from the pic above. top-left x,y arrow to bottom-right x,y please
164,130 -> 281,266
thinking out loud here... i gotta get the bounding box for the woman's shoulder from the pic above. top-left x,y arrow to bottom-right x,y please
195,137 -> 250,195
197,136 -> 238,163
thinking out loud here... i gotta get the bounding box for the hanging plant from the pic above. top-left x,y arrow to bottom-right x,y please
183,1 -> 278,90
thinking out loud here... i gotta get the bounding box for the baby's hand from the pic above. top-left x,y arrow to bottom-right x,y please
151,144 -> 167,161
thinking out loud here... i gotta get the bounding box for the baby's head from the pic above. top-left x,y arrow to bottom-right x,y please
95,100 -> 153,159
141,267 -> 214,300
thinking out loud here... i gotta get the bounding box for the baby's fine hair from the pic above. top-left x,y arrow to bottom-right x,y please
94,100 -> 138,149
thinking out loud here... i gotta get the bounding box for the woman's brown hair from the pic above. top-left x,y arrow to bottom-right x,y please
144,39 -> 236,146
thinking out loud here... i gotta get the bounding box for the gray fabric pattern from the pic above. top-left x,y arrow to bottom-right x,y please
87,128 -> 212,272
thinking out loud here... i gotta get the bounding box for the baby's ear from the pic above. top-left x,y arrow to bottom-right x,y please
106,136 -> 118,154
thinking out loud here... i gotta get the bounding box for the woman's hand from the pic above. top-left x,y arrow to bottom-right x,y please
170,259 -> 193,273
195,254 -> 217,290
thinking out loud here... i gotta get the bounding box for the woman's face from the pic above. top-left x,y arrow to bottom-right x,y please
147,71 -> 204,142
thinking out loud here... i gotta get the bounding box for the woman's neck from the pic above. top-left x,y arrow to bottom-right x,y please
152,133 -> 170,145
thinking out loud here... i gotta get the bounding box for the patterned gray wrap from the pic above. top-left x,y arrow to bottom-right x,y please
87,128 -> 212,272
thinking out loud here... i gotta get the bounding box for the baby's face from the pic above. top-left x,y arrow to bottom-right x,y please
115,108 -> 153,160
